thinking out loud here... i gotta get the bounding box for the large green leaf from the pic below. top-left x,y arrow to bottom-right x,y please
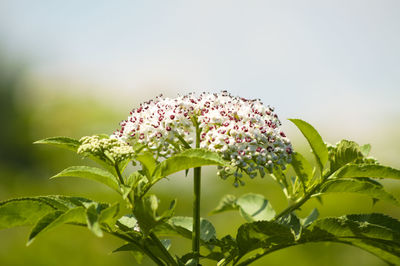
151,149 -> 226,182
51,166 -> 120,192
334,164 -> 400,180
306,214 -> 400,265
34,136 -> 80,152
315,178 -> 399,206
0,198 -> 58,229
289,119 -> 328,171
290,152 -> 313,188
0,196 -> 118,243
236,194 -> 275,222
28,207 -> 86,245
234,213 -> 400,265
211,193 -> 275,222
236,220 -> 294,255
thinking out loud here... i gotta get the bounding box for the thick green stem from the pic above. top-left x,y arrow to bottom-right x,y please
192,122 -> 201,265
192,167 -> 201,263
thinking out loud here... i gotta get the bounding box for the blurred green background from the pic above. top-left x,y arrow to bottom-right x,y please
1,1 -> 400,265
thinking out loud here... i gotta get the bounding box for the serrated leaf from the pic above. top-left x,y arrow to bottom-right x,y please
306,214 -> 400,265
290,152 -> 313,188
151,148 -> 226,182
28,207 -> 86,245
236,194 -> 275,222
236,220 -> 294,255
289,119 -> 328,171
277,213 -> 302,240
329,140 -> 365,173
34,136 -> 80,152
334,164 -> 400,180
52,166 -> 120,193
301,208 -> 319,228
210,194 -> 237,215
0,198 -> 57,229
315,178 -> 399,206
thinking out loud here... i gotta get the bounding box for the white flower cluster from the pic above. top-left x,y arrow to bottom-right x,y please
113,91 -> 292,185
78,135 -> 135,163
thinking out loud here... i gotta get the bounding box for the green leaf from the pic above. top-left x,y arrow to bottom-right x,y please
305,214 -> 400,265
316,178 -> 399,206
136,151 -> 157,178
211,194 -> 275,222
360,144 -> 371,157
210,194 -> 237,215
152,148 -> 226,182
236,194 -> 275,222
156,216 -> 216,243
28,207 -> 86,245
328,140 -> 365,173
301,208 -> 319,228
99,202 -> 120,226
0,198 -> 58,229
334,164 -> 400,180
112,243 -> 144,264
133,194 -> 159,234
51,166 -> 120,193
86,203 -> 103,237
277,213 -> 302,240
290,152 -> 313,188
236,220 -> 294,255
34,136 -> 80,152
289,119 -> 328,171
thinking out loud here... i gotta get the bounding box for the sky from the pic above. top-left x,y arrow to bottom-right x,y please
0,0 -> 399,151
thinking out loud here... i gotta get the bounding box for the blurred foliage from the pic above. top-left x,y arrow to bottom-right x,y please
0,56 -> 398,266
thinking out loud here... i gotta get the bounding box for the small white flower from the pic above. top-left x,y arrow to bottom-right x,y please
113,91 -> 293,185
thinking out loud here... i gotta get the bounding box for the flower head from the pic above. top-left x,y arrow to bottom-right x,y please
113,91 -> 292,184
78,135 -> 135,163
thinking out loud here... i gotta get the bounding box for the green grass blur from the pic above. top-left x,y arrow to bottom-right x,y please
1,58 -> 399,266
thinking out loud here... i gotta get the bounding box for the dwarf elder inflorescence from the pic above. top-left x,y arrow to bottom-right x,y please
112,91 -> 292,184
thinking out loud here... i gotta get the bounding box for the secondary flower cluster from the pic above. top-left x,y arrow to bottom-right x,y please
78,135 -> 135,163
113,91 -> 292,184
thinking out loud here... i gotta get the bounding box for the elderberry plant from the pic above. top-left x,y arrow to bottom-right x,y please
1,91 -> 400,266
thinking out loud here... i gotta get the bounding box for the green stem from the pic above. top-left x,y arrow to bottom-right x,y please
114,164 -> 125,185
150,232 -> 178,266
192,122 -> 201,265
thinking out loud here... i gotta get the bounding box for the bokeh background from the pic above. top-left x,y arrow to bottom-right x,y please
0,1 -> 399,265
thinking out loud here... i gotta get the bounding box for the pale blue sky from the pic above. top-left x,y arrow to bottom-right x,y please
0,1 -> 399,150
